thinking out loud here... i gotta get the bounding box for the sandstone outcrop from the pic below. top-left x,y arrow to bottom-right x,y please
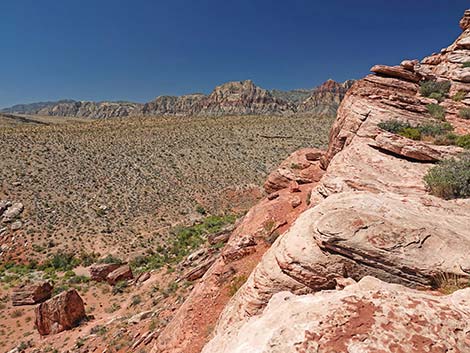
202,277 -> 470,353
153,10 -> 470,353
1,202 -> 23,223
263,148 -> 324,193
89,263 -> 122,282
11,281 -> 52,306
35,289 -> 86,335
153,155 -> 323,353
106,264 -> 133,285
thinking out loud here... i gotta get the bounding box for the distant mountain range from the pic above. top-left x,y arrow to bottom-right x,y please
1,79 -> 354,119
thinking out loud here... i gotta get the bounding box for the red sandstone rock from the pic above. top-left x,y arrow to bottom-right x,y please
89,263 -> 122,282
460,9 -> 470,30
264,148 -> 324,193
35,289 -> 86,335
371,64 -> 422,82
12,281 -> 52,306
202,277 -> 470,353
106,264 -> 133,285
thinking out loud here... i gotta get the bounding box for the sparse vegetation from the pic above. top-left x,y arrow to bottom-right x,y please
378,119 -> 453,139
463,62 -> 470,68
459,107 -> 470,119
228,275 -> 247,296
426,103 -> 446,120
424,153 -> 470,199
0,114 -> 333,260
452,91 -> 467,102
420,80 -> 451,101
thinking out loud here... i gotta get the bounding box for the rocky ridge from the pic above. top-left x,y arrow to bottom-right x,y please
2,79 -> 353,119
153,10 -> 470,353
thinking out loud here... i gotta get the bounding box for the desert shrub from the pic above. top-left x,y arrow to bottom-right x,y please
130,295 -> 142,307
98,254 -> 123,265
418,121 -> 453,137
459,107 -> 470,119
40,252 -> 80,271
378,119 -> 452,139
452,91 -> 467,102
420,80 -> 451,100
377,119 -> 412,134
456,135 -> 470,149
112,280 -> 128,295
228,275 -> 247,296
426,104 -> 446,120
195,205 -> 206,215
424,153 -> 470,199
463,62 -> 470,68
399,127 -> 421,140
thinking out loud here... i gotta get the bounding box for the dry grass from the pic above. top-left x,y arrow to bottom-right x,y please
0,114 -> 333,261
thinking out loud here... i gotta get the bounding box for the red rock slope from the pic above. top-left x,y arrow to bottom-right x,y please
156,10 -> 470,353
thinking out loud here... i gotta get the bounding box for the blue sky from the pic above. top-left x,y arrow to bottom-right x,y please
0,0 -> 468,108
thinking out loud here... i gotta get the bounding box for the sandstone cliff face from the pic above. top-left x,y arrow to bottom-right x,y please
139,94 -> 206,116
155,10 -> 470,353
4,80 -> 352,118
37,101 -> 141,119
297,79 -> 353,116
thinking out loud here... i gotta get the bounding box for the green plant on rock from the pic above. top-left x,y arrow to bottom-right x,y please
424,153 -> 470,199
456,135 -> 470,149
452,91 -> 467,102
459,107 -> 470,119
420,80 -> 451,100
399,127 -> 421,141
463,62 -> 470,68
426,103 -> 446,120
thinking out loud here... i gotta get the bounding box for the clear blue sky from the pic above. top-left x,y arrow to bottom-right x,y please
0,0 -> 468,108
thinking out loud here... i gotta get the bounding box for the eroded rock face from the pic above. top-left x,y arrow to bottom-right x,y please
263,148 -> 324,194
12,281 -> 52,306
297,79 -> 353,116
199,9 -> 470,353
35,289 -> 86,335
37,101 -> 141,119
202,277 -> 470,353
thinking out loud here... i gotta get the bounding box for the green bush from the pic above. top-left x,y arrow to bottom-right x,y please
420,80 -> 451,99
424,153 -> 470,199
378,120 -> 452,139
98,254 -> 123,265
426,104 -> 446,120
459,108 -> 470,119
452,91 -> 467,102
377,119 -> 412,134
463,62 -> 470,68
400,127 -> 421,140
456,135 -> 470,149
130,214 -> 237,272
418,122 -> 453,137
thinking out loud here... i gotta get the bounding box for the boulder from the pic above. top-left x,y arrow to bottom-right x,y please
106,264 -> 133,285
2,202 -> 23,222
182,258 -> 217,281
371,64 -> 421,82
202,277 -> 470,353
12,281 -> 52,306
0,200 -> 11,216
35,289 -> 86,335
89,263 -> 122,282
